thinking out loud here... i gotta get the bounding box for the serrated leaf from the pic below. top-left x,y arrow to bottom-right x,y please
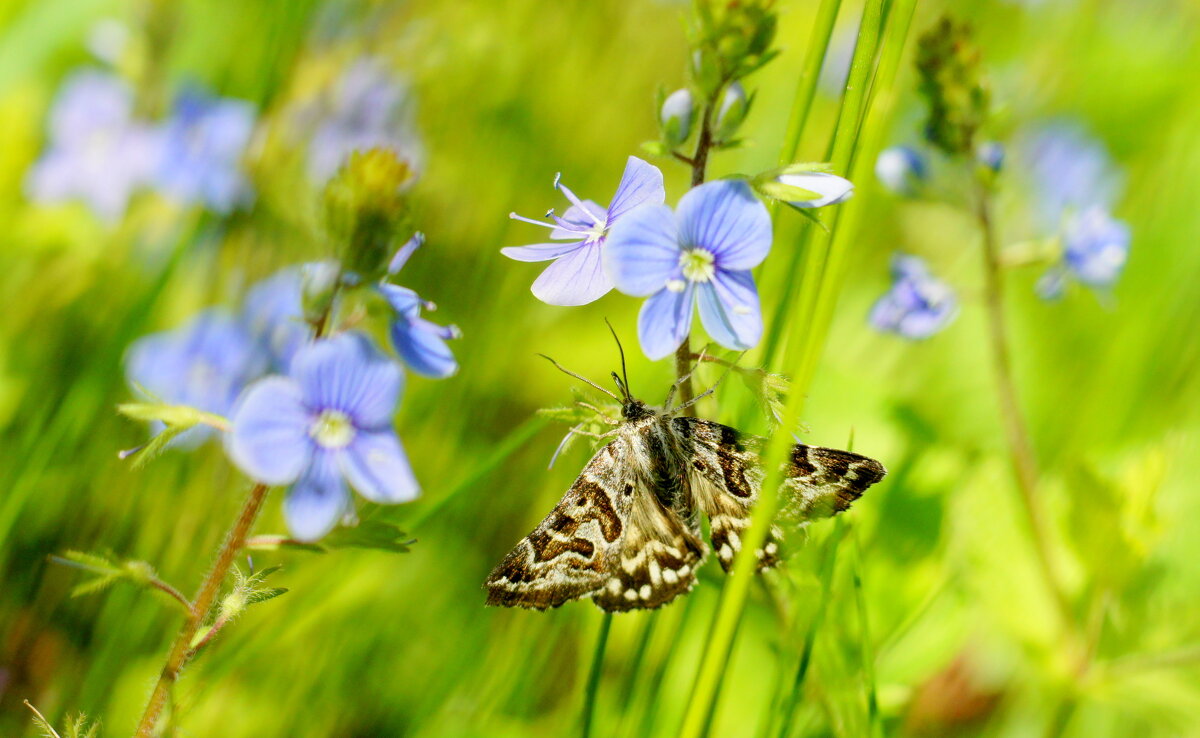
246,587 -> 288,605
248,565 -> 283,585
323,520 -> 414,553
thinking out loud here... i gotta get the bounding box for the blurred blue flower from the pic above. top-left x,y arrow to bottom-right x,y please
308,57 -> 422,183
503,156 -> 665,306
156,90 -> 256,213
378,284 -> 461,378
244,268 -> 308,372
1037,206 -> 1130,299
1023,123 -> 1121,228
869,254 -> 957,339
126,309 -> 266,445
26,69 -> 162,221
875,146 -> 928,196
604,179 -> 771,360
229,333 -> 417,541
976,141 -> 1004,173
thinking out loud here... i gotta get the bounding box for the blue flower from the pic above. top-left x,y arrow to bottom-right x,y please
1037,206 -> 1130,299
875,146 -> 928,196
228,333 -> 418,541
243,268 -> 308,372
503,156 -> 665,306
26,69 -> 162,221
1022,123 -> 1120,228
869,255 -> 957,339
378,284 -> 461,378
156,90 -> 256,213
307,57 -> 422,183
604,179 -> 771,359
125,309 -> 266,445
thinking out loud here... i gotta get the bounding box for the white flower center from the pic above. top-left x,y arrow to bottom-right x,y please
679,248 -> 716,283
310,409 -> 355,449
584,222 -> 608,243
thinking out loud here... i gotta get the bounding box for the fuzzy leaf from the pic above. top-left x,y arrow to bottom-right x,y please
246,587 -> 289,605
322,520 -> 414,553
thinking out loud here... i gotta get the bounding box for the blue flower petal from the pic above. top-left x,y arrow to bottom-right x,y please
292,333 -> 402,430
606,156 -> 666,221
638,284 -> 695,361
530,242 -> 611,306
675,180 -> 771,270
501,240 -> 585,262
391,318 -> 459,378
285,450 -> 349,541
339,430 -> 419,503
551,202 -> 605,239
228,376 -> 313,485
696,270 -> 762,351
604,204 -> 680,297
378,284 -> 423,319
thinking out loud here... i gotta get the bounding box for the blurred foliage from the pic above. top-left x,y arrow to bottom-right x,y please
0,0 -> 1198,737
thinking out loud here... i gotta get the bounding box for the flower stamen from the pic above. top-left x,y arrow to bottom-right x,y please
310,409 -> 355,449
679,248 -> 716,283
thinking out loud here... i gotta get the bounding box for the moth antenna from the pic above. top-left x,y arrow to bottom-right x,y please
536,354 -> 620,401
604,318 -> 632,401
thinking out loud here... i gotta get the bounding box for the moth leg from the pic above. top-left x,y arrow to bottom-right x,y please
572,427 -> 619,440
663,368 -> 697,411
575,401 -> 620,425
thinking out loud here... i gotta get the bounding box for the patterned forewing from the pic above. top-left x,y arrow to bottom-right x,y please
674,418 -> 886,572
484,441 -> 631,610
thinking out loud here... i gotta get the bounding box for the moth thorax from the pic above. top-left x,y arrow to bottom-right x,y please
621,399 -> 653,421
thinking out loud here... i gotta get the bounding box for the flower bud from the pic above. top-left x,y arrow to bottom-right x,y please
875,146 -> 928,196
659,89 -> 694,147
322,148 -> 416,281
915,16 -> 990,156
715,82 -> 748,141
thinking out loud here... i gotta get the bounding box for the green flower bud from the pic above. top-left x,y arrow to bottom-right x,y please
660,88 -> 695,147
322,148 -> 416,281
715,82 -> 748,141
915,16 -> 991,157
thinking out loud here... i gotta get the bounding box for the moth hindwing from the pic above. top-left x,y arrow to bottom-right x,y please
485,389 -> 886,612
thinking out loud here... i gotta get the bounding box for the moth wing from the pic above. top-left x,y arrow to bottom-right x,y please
674,417 -> 886,572
485,440 -> 631,610
589,479 -> 707,612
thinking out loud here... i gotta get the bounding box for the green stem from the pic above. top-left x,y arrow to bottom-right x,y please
778,0 -> 844,167
776,519 -> 845,738
975,182 -> 1072,626
619,614 -> 659,713
676,3 -> 891,736
850,530 -> 879,738
581,611 -> 614,738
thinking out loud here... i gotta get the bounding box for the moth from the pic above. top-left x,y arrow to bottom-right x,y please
485,353 -> 886,612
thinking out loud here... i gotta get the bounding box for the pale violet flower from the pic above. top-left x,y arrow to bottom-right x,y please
26,69 -> 161,221
1022,122 -> 1121,229
243,268 -> 307,372
1038,206 -> 1130,299
503,156 -> 665,306
875,146 -> 928,196
777,171 -> 853,208
126,309 -> 266,446
308,57 -> 421,183
229,333 -> 417,541
604,179 -> 771,360
869,254 -> 957,339
156,90 -> 256,213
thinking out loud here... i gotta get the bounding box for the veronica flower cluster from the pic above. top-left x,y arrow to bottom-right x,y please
126,225 -> 459,540
504,157 -> 850,359
27,69 -> 257,220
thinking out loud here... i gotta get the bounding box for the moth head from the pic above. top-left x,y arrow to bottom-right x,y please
620,397 -> 652,421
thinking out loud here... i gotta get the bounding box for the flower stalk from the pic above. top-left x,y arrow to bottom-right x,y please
975,182 -> 1072,625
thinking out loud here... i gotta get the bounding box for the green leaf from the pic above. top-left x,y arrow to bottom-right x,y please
246,587 -> 289,605
640,140 -> 670,157
244,535 -> 326,553
322,520 -> 414,553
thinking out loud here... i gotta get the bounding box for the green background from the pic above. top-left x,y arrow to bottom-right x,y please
1,0 -> 1198,735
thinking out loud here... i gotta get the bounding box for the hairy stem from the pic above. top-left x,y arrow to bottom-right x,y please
976,184 -> 1072,625
133,482 -> 269,737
